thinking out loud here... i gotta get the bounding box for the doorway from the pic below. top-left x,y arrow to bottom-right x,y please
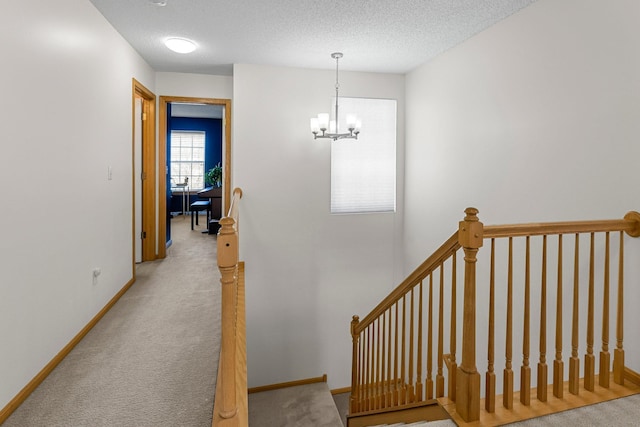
158,96 -> 232,259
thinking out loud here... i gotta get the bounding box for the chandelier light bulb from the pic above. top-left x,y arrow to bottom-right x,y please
310,118 -> 320,134
317,113 -> 329,131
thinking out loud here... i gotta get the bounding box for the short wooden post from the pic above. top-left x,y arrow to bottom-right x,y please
350,315 -> 360,413
613,212 -> 640,385
456,208 -> 483,422
217,216 -> 239,419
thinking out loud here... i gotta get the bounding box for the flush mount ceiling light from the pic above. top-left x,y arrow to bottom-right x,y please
164,37 -> 196,54
310,52 -> 361,141
149,0 -> 167,6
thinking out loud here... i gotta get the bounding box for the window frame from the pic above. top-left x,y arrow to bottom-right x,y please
169,130 -> 206,190
330,97 -> 397,215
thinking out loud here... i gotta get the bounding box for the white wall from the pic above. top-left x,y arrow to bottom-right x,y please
233,63 -> 405,389
0,0 -> 154,410
155,72 -> 233,99
404,0 -> 640,389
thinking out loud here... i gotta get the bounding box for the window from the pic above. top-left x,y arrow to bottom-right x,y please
331,98 -> 397,214
170,131 -> 205,190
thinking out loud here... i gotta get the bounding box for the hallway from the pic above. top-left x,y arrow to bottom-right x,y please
4,215 -> 221,426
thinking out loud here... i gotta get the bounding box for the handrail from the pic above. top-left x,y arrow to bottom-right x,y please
227,187 -> 243,222
213,187 -> 245,425
354,232 -> 460,335
484,213 -> 640,238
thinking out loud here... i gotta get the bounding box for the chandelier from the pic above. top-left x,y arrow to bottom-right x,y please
310,52 -> 361,141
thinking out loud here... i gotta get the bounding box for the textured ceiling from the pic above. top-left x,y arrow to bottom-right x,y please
89,0 -> 536,76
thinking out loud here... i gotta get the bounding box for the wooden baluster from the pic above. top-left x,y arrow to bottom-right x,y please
363,326 -> 371,411
600,232 -> 610,388
394,300 -> 400,404
521,236 -> 531,406
417,281 -> 424,401
504,237 -> 514,409
613,231 -> 624,385
437,265 -> 445,398
486,238 -> 496,412
358,329 -> 368,412
538,235 -> 548,402
449,252 -> 457,401
569,234 -> 580,395
370,325 -> 375,410
350,316 -> 360,413
217,217 -> 238,419
456,208 -> 483,422
553,235 -> 564,398
365,325 -> 370,411
585,233 -> 596,391
409,289 -> 415,402
378,317 -> 383,408
427,274 -> 434,399
356,329 -> 361,412
387,307 -> 393,406
371,319 -> 380,409
370,324 -> 375,410
381,310 -> 387,408
375,322 -> 379,408
401,295 -> 407,404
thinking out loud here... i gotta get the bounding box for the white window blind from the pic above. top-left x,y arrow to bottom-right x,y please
170,131 -> 205,190
331,97 -> 397,214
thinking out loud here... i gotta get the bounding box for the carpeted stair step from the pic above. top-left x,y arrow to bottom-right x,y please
248,382 -> 343,426
365,420 -> 455,427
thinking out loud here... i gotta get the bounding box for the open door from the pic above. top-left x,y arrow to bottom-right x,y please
158,96 -> 232,259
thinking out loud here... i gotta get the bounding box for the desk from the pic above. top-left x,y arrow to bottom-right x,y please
171,183 -> 189,215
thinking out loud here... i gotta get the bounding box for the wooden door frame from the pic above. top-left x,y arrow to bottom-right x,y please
158,96 -> 232,259
132,79 -> 157,264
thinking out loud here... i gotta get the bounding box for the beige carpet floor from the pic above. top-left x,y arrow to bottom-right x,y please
249,383 -> 343,427
3,214 -> 221,427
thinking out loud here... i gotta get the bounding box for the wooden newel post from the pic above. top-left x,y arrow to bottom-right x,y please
218,216 -> 239,419
350,315 -> 360,414
456,208 -> 483,422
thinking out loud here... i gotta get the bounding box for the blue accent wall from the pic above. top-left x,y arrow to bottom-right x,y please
168,116 -> 223,177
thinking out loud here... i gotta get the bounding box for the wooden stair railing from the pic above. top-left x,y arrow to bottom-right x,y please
350,230 -> 462,414
350,208 -> 640,425
213,188 -> 247,427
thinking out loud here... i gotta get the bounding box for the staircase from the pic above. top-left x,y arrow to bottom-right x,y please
247,383 -> 640,426
214,200 -> 640,427
247,380 -> 453,427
